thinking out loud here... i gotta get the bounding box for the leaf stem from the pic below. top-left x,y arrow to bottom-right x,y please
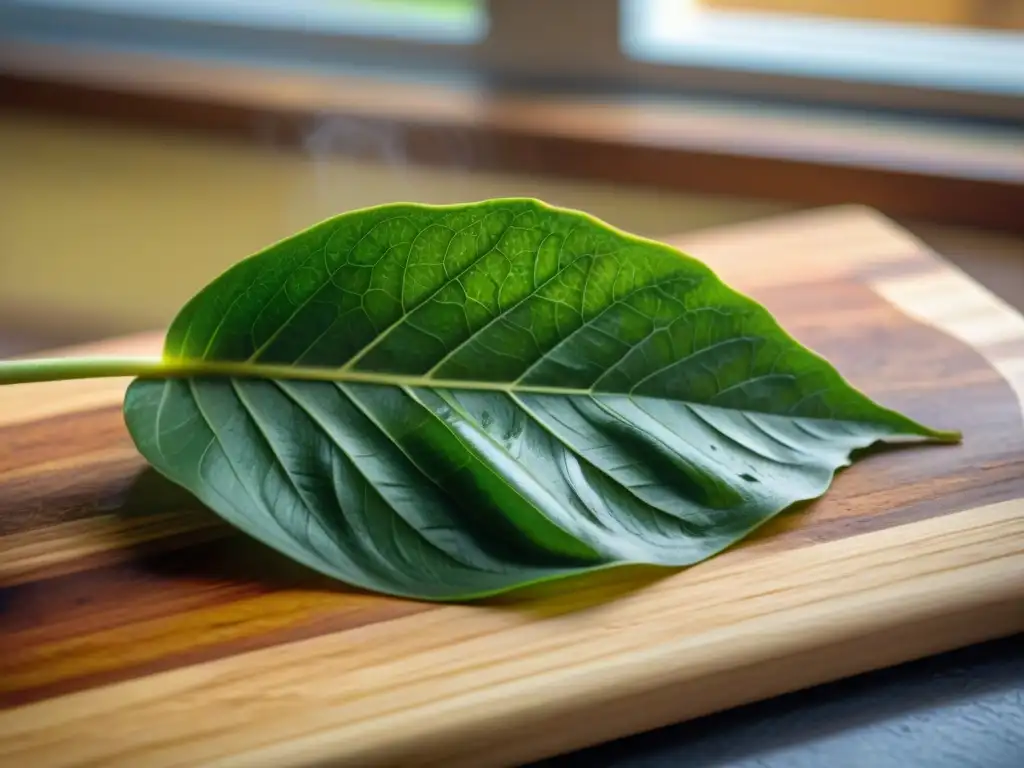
0,357 -> 167,385
0,355 -> 594,395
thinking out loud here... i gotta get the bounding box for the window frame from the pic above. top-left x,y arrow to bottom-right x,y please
2,0 -> 1022,123
483,0 -> 1024,123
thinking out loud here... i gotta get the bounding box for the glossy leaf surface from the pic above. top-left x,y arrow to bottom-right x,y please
124,199 -> 953,600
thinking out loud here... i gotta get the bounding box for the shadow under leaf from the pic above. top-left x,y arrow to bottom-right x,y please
107,467 -> 671,612
109,466 -> 365,596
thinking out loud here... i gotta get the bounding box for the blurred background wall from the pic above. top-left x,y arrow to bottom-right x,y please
0,111 -> 788,351
1,0 -> 1021,354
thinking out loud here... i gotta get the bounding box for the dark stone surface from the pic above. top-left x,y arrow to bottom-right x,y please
533,634 -> 1024,768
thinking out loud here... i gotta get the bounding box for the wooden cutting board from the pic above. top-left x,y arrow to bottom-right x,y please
1,206 -> 1022,768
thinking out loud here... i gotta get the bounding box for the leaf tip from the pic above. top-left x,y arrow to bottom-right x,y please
927,427 -> 963,445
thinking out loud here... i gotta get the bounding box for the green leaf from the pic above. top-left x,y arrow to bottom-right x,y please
120,198 -> 956,601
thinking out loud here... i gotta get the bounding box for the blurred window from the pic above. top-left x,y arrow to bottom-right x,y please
3,0 -> 1022,121
7,0 -> 487,42
623,0 -> 1024,106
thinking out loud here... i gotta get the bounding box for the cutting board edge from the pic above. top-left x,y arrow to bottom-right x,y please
369,570 -> 1024,768
2,499 -> 1021,768
205,500 -> 1024,768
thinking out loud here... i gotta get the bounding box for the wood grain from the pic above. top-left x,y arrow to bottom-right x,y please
0,205 -> 1021,767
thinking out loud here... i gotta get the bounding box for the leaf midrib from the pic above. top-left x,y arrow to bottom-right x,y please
133,358 -> 818,423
